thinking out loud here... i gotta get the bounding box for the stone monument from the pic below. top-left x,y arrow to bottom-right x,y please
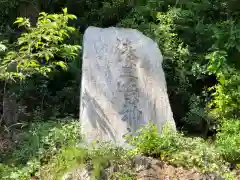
80,26 -> 175,146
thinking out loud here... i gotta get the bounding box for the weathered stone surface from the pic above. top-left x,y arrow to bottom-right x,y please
134,156 -> 223,180
62,167 -> 90,180
80,26 -> 175,145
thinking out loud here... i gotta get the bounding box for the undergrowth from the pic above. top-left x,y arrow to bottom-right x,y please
0,120 -> 238,180
216,119 -> 240,164
126,122 -> 237,179
0,118 -> 82,179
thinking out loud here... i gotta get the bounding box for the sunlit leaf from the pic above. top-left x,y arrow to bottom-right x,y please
62,8 -> 68,14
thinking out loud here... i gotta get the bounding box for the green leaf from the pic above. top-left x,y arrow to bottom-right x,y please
0,9 -> 81,81
67,14 -> 77,20
14,17 -> 24,24
45,54 -> 50,61
62,8 -> 68,14
0,42 -> 7,52
55,61 -> 67,71
39,12 -> 47,17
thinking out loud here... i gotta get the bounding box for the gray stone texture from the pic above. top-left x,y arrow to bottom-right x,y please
80,26 -> 175,145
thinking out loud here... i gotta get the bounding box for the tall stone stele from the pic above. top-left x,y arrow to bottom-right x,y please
80,26 -> 176,146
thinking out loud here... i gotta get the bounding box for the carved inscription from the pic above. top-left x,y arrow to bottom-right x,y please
117,39 -> 143,132
81,27 -> 176,145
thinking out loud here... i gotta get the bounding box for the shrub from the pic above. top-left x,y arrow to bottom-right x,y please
40,142 -> 134,180
126,122 -> 236,179
182,94 -> 215,136
216,119 -> 240,164
0,8 -> 80,80
1,119 -> 133,180
0,118 -> 81,179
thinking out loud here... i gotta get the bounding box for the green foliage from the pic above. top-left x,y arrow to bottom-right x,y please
127,123 -> 236,179
40,147 -> 88,179
0,0 -> 19,32
84,143 -> 133,180
7,74 -> 80,122
0,1 -> 240,179
208,69 -> 240,119
118,4 -> 194,127
0,8 -> 80,80
0,9 -> 81,127
1,120 -> 238,180
182,94 -> 215,136
40,142 -> 134,180
154,9 -> 192,115
216,119 -> 240,164
0,0 -> 239,136
190,17 -> 240,121
133,0 -> 240,133
0,119 -> 133,180
0,41 -> 7,52
0,119 -> 81,179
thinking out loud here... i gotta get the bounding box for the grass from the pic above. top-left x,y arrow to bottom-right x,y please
0,119 -> 238,180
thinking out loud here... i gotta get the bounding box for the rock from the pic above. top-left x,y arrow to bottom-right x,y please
134,156 -> 163,180
133,156 -> 223,180
80,26 -> 175,146
62,166 -> 91,180
61,156 -> 223,180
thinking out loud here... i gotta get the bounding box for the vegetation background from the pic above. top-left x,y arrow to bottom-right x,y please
0,0 -> 239,179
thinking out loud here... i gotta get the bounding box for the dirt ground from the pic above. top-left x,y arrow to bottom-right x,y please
135,156 -> 238,180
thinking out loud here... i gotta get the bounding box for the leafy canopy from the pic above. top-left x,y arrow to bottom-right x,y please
0,8 -> 80,81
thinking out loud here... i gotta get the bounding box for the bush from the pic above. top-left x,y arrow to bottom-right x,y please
0,1 -> 240,179
1,119 -> 238,180
0,119 -> 133,180
40,141 -> 134,180
0,118 -> 81,179
216,119 -> 240,164
126,122 -> 236,179
0,8 -> 80,80
181,94 -> 215,136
